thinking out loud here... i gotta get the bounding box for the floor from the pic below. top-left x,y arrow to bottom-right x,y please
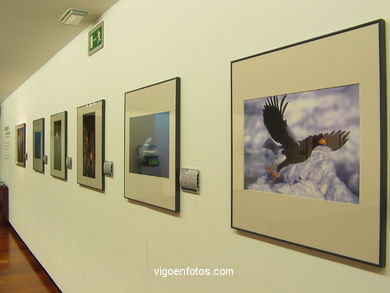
0,223 -> 61,292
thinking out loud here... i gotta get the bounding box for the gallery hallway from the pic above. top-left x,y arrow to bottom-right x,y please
0,224 -> 61,292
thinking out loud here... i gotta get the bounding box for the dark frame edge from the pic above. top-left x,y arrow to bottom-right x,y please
175,77 -> 181,213
64,111 -> 68,180
125,195 -> 179,214
124,77 -> 179,95
231,19 -> 385,65
233,225 -> 384,268
378,19 -> 387,268
230,61 -> 234,229
23,123 -> 26,167
101,99 -> 106,192
123,89 -> 127,201
42,118 -> 45,174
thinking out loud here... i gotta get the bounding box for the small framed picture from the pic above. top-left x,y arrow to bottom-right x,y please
77,100 -> 105,191
50,111 -> 67,179
33,118 -> 45,173
15,123 -> 26,167
124,78 -> 180,212
231,20 -> 386,266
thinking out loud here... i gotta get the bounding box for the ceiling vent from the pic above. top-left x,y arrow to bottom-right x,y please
59,8 -> 88,26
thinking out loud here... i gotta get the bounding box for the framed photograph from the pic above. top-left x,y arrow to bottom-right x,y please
15,123 -> 26,167
231,20 -> 386,266
33,118 -> 45,173
124,78 -> 180,212
50,111 -> 67,179
77,100 -> 105,191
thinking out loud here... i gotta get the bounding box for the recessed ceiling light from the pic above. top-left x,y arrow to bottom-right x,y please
59,8 -> 88,26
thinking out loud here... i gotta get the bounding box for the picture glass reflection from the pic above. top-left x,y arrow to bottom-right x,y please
130,112 -> 169,178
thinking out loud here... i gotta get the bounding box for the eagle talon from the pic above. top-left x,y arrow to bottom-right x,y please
272,172 -> 279,183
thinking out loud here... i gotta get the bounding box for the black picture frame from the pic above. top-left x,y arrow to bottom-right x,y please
77,100 -> 105,191
231,20 -> 387,266
15,123 -> 26,167
33,118 -> 45,173
50,111 -> 68,180
124,77 -> 180,212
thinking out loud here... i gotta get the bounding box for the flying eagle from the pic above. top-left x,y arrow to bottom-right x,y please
263,95 -> 350,182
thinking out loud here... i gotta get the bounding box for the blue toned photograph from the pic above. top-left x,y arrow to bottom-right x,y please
244,84 -> 360,204
34,131 -> 42,159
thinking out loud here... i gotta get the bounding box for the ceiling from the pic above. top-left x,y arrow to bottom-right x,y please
0,0 -> 118,103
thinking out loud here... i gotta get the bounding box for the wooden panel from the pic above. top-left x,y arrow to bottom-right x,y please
0,185 -> 9,225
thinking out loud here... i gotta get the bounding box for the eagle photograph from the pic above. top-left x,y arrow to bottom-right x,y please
244,84 -> 359,204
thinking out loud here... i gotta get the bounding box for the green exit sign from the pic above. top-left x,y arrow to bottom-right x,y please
88,21 -> 104,56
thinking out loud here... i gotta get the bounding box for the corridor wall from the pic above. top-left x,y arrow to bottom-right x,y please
1,0 -> 390,292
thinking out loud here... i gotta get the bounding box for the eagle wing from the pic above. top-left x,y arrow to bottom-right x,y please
318,130 -> 350,150
263,95 -> 298,150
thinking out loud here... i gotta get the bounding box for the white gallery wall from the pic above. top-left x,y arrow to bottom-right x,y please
1,0 -> 390,292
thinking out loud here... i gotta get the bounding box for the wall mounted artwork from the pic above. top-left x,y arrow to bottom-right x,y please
33,118 -> 45,173
77,100 -> 105,191
15,123 -> 26,167
231,20 -> 386,266
50,111 -> 67,180
124,78 -> 180,212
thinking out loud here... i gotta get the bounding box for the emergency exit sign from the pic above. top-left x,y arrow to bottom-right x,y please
88,21 -> 104,56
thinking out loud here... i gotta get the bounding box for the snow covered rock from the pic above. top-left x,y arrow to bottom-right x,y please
247,150 -> 359,204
